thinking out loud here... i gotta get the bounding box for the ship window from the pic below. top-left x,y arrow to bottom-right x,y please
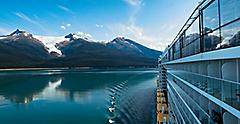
174,39 -> 181,60
168,49 -> 171,61
182,32 -> 189,57
185,20 -> 200,56
203,29 -> 221,51
174,39 -> 180,52
220,0 -> 240,25
220,20 -> 240,48
182,45 -> 188,57
184,38 -> 200,56
203,0 -> 219,34
162,53 -> 168,63
169,48 -> 173,61
182,31 -> 200,57
186,17 -> 200,42
193,38 -> 200,54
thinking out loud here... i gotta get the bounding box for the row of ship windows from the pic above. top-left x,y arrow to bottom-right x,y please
161,0 -> 240,63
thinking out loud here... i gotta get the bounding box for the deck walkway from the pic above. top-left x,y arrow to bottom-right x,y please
156,88 -> 168,124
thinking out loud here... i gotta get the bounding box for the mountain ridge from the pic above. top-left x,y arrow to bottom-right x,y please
0,29 -> 162,68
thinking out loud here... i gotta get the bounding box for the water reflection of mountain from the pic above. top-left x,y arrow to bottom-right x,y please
0,76 -> 49,103
0,70 -> 148,104
0,75 -> 93,104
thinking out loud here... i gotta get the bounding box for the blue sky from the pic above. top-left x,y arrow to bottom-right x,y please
0,0 -> 199,50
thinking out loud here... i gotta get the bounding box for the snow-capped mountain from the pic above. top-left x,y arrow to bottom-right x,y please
0,29 -> 162,68
106,37 -> 161,58
9,29 -> 31,37
106,37 -> 143,53
33,35 -> 67,56
0,29 -> 50,68
33,32 -> 93,56
0,29 -> 33,41
52,36 -> 162,67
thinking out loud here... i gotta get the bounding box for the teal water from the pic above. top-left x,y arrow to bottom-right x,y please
0,69 -> 157,124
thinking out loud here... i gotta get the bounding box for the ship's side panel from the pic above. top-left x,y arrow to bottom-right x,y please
159,0 -> 240,123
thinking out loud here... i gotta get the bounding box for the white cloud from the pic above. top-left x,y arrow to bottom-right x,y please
57,5 -> 74,14
66,23 -> 71,27
60,25 -> 66,30
106,0 -> 183,51
221,26 -> 240,37
211,18 -> 216,23
106,15 -> 174,50
0,27 -> 11,35
95,24 -> 103,28
15,12 -> 48,33
107,22 -> 166,50
106,0 -> 168,50
60,23 -> 71,30
124,0 -> 142,6
15,12 -> 36,24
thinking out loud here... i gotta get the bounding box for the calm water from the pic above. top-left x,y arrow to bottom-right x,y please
0,69 -> 157,124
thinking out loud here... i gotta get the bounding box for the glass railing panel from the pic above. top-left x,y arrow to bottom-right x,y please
203,0 -> 219,31
222,80 -> 240,110
169,79 -> 215,124
220,0 -> 240,25
220,20 -> 240,49
203,29 -> 221,52
168,85 -> 197,124
174,51 -> 180,60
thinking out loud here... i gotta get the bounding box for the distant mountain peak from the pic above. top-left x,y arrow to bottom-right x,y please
113,36 -> 125,41
110,37 -> 131,44
0,29 -> 162,67
64,33 -> 75,41
65,32 -> 92,41
106,37 -> 162,58
9,29 -> 30,37
10,29 -> 22,35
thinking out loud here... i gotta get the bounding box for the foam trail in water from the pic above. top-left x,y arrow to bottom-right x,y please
106,80 -> 130,124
